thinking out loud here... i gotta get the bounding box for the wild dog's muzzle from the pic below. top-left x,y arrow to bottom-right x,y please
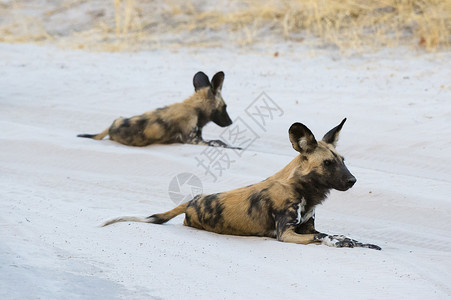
212,107 -> 233,127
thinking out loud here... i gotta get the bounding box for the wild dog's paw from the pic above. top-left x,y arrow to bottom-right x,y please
207,140 -> 242,150
335,238 -> 357,248
359,243 -> 382,251
329,235 -> 354,242
228,145 -> 243,150
318,234 -> 381,250
330,236 -> 357,248
313,233 -> 328,241
331,235 -> 381,250
315,234 -> 359,248
208,140 -> 228,147
316,234 -> 342,247
313,233 -> 344,246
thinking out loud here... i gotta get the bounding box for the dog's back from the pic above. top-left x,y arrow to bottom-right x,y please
107,102 -> 198,146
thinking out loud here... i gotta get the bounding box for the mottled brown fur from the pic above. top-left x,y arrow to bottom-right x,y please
103,119 -> 380,250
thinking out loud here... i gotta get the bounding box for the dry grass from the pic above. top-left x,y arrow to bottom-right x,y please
0,0 -> 450,53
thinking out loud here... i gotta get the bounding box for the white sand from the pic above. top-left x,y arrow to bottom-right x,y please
1,43 -> 450,299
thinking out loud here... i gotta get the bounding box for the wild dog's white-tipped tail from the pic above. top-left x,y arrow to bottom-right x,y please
101,216 -> 158,227
101,202 -> 189,227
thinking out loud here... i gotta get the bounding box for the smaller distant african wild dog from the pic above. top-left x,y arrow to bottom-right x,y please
78,71 -> 238,148
103,119 -> 381,250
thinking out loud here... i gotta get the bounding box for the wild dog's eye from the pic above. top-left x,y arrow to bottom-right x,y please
324,160 -> 333,166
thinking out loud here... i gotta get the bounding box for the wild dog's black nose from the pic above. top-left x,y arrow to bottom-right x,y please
346,177 -> 357,187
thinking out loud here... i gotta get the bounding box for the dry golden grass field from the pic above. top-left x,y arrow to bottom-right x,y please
1,0 -> 450,53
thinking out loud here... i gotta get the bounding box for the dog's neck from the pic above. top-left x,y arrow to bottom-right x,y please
195,108 -> 210,128
270,155 -> 331,206
184,89 -> 214,128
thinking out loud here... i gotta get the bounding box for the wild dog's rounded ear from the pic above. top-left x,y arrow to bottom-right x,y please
289,123 -> 318,153
211,71 -> 224,94
193,71 -> 211,91
322,118 -> 346,147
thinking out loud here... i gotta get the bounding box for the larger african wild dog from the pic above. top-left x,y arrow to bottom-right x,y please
103,119 -> 380,250
78,71 -> 238,148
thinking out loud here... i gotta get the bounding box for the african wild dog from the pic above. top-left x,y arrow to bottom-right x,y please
78,71 -> 238,148
103,119 -> 380,250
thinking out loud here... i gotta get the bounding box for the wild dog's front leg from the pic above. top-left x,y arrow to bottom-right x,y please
278,229 -> 319,245
294,210 -> 319,234
314,233 -> 381,250
185,127 -> 208,145
187,127 -> 241,149
276,213 -> 380,250
276,213 -> 320,245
